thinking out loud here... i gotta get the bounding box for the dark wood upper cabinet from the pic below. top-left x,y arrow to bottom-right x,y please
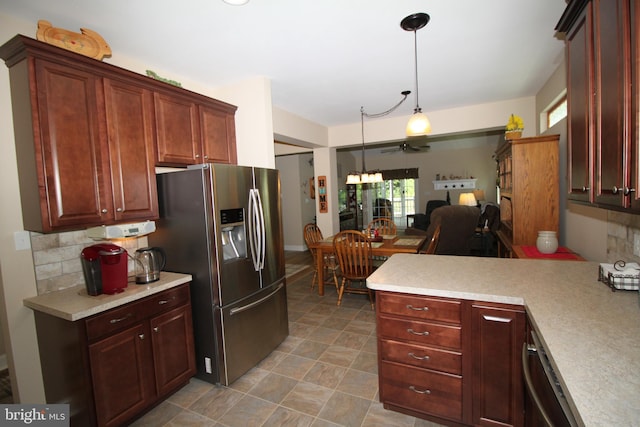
103,78 -> 159,222
558,0 -> 640,212
0,35 -> 237,231
154,91 -> 201,165
566,3 -> 594,203
28,58 -> 112,231
154,91 -> 237,167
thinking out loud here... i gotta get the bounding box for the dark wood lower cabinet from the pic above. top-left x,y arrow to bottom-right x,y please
472,303 -> 526,427
34,284 -> 196,427
376,291 -> 526,427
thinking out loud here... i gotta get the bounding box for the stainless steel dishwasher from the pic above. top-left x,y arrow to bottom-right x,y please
522,328 -> 579,427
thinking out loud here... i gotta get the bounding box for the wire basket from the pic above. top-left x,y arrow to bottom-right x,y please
599,261 -> 640,291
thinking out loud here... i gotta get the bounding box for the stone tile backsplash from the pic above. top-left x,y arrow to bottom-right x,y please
607,210 -> 640,264
30,230 -> 148,295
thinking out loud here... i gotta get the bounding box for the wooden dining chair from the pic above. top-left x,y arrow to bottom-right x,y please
332,230 -> 375,309
421,224 -> 441,254
367,217 -> 397,236
303,223 -> 339,291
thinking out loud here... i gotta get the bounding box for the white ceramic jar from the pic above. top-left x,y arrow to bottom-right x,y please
536,231 -> 558,254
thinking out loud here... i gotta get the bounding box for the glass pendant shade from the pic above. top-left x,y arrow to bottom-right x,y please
345,172 -> 383,185
406,111 -> 432,136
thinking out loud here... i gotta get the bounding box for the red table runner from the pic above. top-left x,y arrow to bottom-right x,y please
520,246 -> 581,260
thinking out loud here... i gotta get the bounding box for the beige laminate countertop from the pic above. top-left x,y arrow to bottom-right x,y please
367,254 -> 639,427
23,271 -> 192,321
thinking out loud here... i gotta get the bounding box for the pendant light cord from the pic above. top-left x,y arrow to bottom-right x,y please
360,91 -> 410,172
413,30 -> 421,113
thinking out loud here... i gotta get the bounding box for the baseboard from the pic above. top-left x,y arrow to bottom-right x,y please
285,244 -> 307,252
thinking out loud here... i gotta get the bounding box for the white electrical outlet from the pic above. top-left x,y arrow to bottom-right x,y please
205,357 -> 212,374
13,230 -> 31,251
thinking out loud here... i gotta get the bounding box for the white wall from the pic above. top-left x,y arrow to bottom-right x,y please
0,14 -> 47,403
536,60 -> 609,261
275,153 -> 315,251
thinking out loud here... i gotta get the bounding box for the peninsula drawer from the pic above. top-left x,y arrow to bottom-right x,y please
378,315 -> 461,349
377,292 -> 461,324
379,361 -> 462,421
379,339 -> 462,374
85,285 -> 190,341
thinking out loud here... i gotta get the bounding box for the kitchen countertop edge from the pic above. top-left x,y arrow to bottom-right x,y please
23,271 -> 192,321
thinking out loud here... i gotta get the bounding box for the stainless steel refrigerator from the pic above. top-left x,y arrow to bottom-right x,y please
149,164 -> 288,386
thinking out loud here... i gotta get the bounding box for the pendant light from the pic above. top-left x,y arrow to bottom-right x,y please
401,13 -> 432,137
346,91 -> 410,184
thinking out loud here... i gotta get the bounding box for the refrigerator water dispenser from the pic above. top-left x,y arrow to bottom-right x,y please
220,208 -> 247,261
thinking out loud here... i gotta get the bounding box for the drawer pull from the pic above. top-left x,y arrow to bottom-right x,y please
407,328 -> 430,336
109,313 -> 133,324
406,304 -> 429,311
138,334 -> 145,340
158,296 -> 176,305
408,352 -> 430,361
153,327 -> 159,333
409,385 -> 431,395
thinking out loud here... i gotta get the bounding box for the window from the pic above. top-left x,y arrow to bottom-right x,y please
547,96 -> 567,129
370,178 -> 417,229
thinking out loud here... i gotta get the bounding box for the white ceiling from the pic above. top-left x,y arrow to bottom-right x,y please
0,0 -> 567,128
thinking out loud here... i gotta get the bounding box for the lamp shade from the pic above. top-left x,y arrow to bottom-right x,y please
472,189 -> 485,201
458,193 -> 477,206
406,112 -> 432,136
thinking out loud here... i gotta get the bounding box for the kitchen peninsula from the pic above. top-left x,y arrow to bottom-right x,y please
367,254 -> 639,427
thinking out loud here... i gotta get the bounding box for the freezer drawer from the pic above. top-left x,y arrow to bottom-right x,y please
215,281 -> 288,385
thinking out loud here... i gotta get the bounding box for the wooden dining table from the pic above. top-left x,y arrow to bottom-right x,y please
307,234 -> 427,296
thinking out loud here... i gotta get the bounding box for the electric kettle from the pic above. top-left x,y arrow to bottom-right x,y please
134,247 -> 166,284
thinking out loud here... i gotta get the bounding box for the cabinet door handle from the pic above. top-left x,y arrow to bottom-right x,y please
138,334 -> 145,340
409,385 -> 431,395
109,313 -> 133,324
581,186 -> 590,192
158,296 -> 176,305
624,187 -> 636,196
406,304 -> 429,311
101,208 -> 108,214
408,352 -> 430,361
153,327 -> 159,333
407,328 -> 429,336
612,186 -> 620,194
116,207 -> 123,212
195,154 -> 200,158
203,155 -> 209,160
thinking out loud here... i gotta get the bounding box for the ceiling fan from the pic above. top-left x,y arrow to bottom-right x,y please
381,141 -> 430,154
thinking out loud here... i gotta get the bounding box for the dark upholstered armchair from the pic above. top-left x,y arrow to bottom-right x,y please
406,205 -> 481,256
406,200 -> 449,231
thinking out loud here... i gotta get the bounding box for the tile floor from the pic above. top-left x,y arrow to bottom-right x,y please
132,259 -> 443,427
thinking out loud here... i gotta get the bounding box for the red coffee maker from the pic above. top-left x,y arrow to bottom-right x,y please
81,244 -> 128,295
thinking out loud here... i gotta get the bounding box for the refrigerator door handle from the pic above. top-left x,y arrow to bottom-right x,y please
229,282 -> 284,316
247,189 -> 260,271
254,189 -> 266,269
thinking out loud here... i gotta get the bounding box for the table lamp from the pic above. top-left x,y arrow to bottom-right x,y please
459,193 -> 477,206
472,189 -> 485,208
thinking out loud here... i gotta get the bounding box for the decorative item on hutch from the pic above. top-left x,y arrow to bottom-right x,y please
505,114 -> 524,140
36,20 -> 111,60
